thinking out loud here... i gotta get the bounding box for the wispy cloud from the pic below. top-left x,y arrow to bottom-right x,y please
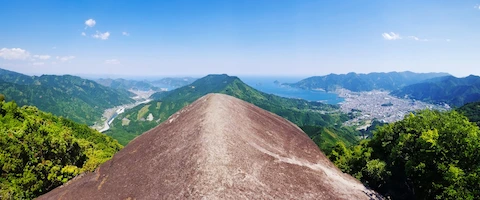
81,32 -> 86,36
0,48 -> 30,60
407,36 -> 428,42
475,4 -> 480,9
85,19 -> 96,28
122,31 -> 129,36
382,32 -> 401,40
105,59 -> 120,65
56,56 -> 75,62
33,55 -> 51,60
92,31 -> 110,40
381,32 -> 447,42
1,48 -> 76,64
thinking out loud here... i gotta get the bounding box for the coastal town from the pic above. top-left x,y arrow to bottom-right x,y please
335,88 -> 450,126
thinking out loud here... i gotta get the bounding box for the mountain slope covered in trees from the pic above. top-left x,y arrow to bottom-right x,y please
0,68 -> 134,124
94,77 -> 197,92
106,74 -> 358,153
391,75 -> 480,107
287,71 -> 449,92
0,100 -> 122,199
149,77 -> 196,88
329,110 -> 480,199
95,78 -> 159,91
457,101 -> 480,126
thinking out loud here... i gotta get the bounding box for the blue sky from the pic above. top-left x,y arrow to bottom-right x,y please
1,0 -> 480,77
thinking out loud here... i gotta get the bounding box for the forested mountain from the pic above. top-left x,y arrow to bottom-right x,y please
149,77 -> 196,88
457,101 -> 480,126
0,68 -> 134,125
286,71 -> 449,92
94,78 -> 159,91
0,100 -> 122,199
391,75 -> 480,107
0,68 -> 33,84
107,74 -> 358,151
94,77 -> 196,92
300,125 -> 359,154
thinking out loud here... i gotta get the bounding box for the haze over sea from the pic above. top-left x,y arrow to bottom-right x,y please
239,76 -> 344,104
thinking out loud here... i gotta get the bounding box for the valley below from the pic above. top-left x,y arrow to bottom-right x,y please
91,90 -> 156,132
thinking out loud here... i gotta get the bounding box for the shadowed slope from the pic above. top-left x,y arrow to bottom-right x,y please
39,93 -> 379,200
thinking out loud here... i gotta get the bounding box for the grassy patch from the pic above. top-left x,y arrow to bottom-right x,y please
137,104 -> 151,120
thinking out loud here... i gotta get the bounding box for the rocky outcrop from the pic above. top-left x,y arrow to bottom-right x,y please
39,93 -> 380,200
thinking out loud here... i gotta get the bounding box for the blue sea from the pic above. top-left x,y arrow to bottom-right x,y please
238,76 -> 344,105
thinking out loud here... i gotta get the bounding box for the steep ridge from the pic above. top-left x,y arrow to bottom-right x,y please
39,94 -> 379,199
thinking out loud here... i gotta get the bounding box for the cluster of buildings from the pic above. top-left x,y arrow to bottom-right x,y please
336,89 -> 449,126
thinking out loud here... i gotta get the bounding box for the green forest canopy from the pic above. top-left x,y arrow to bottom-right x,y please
328,110 -> 480,199
0,100 -> 122,199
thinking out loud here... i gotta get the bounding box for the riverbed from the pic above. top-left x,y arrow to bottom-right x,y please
92,90 -> 156,132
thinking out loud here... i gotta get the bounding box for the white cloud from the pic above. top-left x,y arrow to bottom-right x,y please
0,48 -> 30,60
85,19 -> 96,28
409,36 -> 419,41
475,4 -> 480,9
382,32 -> 402,40
105,59 -> 120,65
122,31 -> 129,36
56,56 -> 75,62
32,62 -> 44,66
446,39 -> 451,42
382,32 -> 437,42
408,36 -> 428,42
92,31 -> 110,40
81,32 -> 86,36
33,55 -> 51,60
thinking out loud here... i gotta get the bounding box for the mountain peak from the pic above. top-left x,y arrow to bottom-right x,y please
203,73 -> 239,80
39,93 -> 378,199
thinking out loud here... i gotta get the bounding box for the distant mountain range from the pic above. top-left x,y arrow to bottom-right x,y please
286,71 -> 450,92
94,77 -> 196,91
149,77 -> 196,88
391,75 -> 480,107
0,68 -> 134,124
95,78 -> 160,91
107,74 -> 358,152
287,71 -> 480,107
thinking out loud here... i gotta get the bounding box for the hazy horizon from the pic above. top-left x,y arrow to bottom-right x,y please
2,0 -> 480,77
8,69 -> 465,81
